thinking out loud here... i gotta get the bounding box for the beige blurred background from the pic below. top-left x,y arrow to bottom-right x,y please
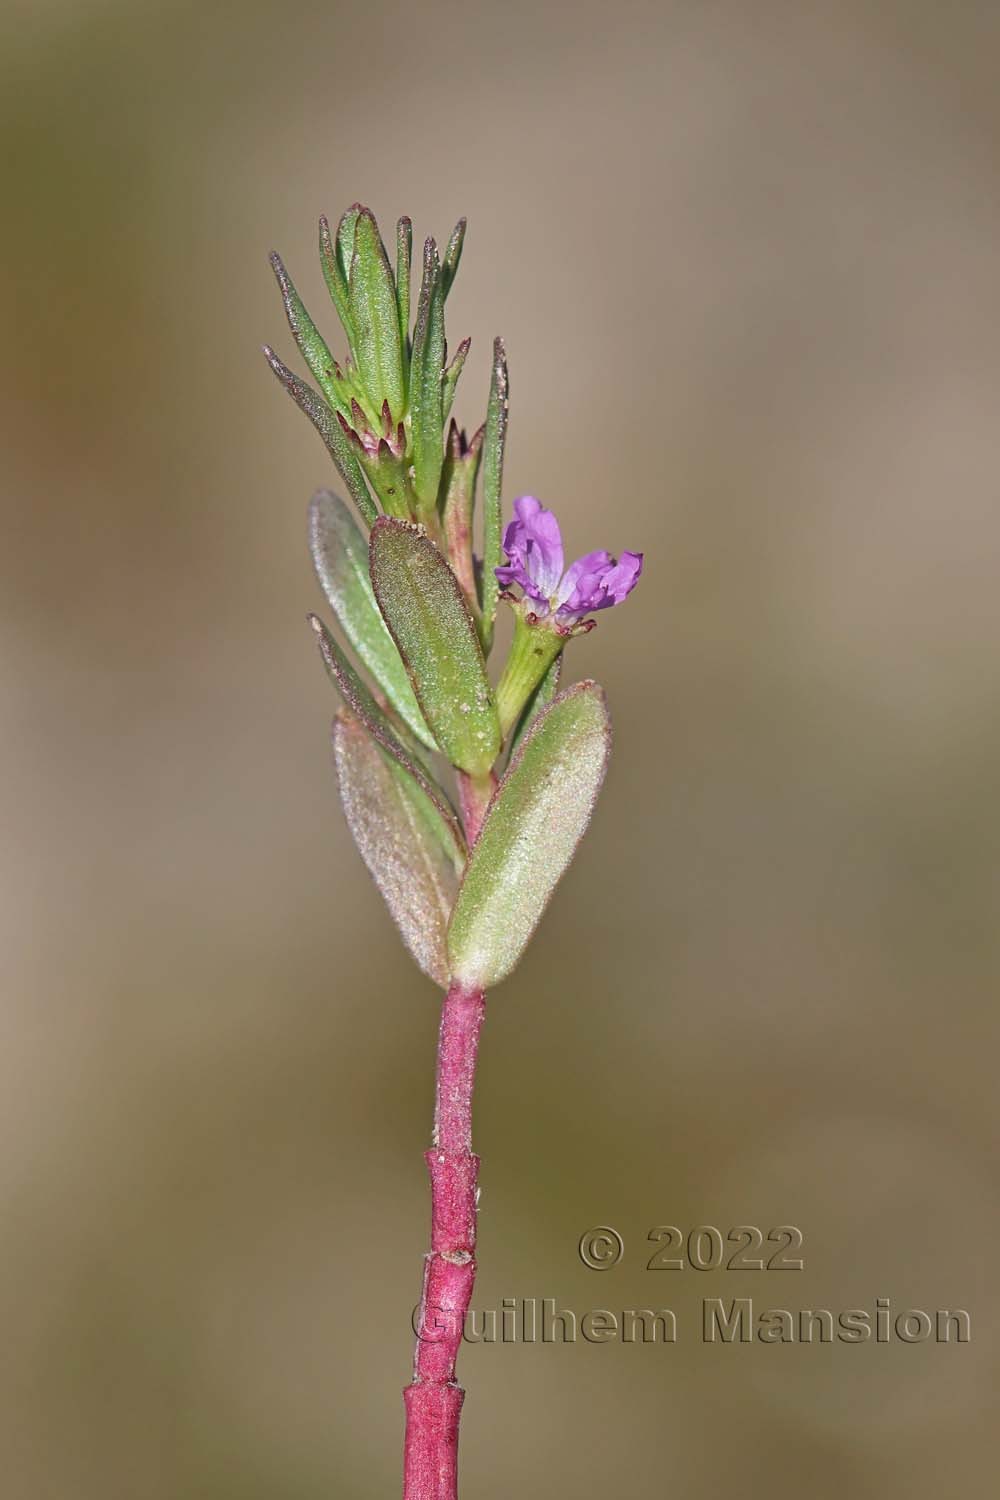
4,1 -> 1000,1495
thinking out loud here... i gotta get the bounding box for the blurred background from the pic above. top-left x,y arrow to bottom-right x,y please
4,1 -> 1000,1495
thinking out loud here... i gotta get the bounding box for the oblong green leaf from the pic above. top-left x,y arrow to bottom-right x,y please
369,518 -> 501,777
480,337 -> 508,651
348,209 -> 405,421
309,614 -> 464,862
309,491 -> 437,749
409,238 -> 446,511
447,681 -> 611,988
395,216 -> 412,362
333,710 -> 458,986
319,213 -> 353,345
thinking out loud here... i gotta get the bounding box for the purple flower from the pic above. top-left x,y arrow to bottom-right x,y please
495,496 -> 643,624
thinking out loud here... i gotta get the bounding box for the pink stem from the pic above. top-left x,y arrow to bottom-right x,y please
456,771 -> 496,847
403,982 -> 486,1500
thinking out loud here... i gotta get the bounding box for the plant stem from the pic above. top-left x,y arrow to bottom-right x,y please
493,612 -> 564,740
403,982 -> 486,1500
456,770 -> 496,845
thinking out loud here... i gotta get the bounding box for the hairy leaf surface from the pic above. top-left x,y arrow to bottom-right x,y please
309,491 -> 435,749
369,519 -> 500,776
334,712 -> 458,986
309,614 -> 464,861
448,682 -> 610,987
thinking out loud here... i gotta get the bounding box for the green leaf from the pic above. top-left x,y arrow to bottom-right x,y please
269,252 -> 344,412
318,214 -> 353,344
333,710 -> 459,986
309,613 -> 464,860
441,337 -> 470,426
441,217 -> 466,300
395,216 -> 412,358
263,346 -> 377,525
409,238 -> 446,512
509,651 -> 562,759
369,518 -> 500,776
480,337 -> 508,651
335,205 -> 362,283
348,209 -> 406,421
447,682 -> 611,988
309,490 -> 436,749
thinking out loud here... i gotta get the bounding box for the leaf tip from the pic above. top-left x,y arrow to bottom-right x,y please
262,344 -> 289,382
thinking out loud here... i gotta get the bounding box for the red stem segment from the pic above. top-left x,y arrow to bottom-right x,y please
456,771 -> 496,847
403,983 -> 486,1500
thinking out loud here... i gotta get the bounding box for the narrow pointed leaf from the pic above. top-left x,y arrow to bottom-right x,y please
264,347 -> 377,525
395,216 -> 412,357
336,204 -> 362,283
309,490 -> 436,749
269,252 -> 343,411
447,682 -> 611,988
309,613 -> 464,861
509,651 -> 562,759
369,519 -> 500,776
480,337 -> 508,650
333,710 -> 458,986
441,218 -> 466,300
439,421 -> 483,618
441,337 -> 470,426
348,209 -> 405,420
318,215 -> 353,343
409,238 -> 446,510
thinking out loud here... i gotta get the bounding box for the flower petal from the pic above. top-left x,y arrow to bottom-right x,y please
556,550 -> 643,619
495,561 -> 551,610
553,550 -> 612,610
602,550 -> 644,603
502,495 -> 564,596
